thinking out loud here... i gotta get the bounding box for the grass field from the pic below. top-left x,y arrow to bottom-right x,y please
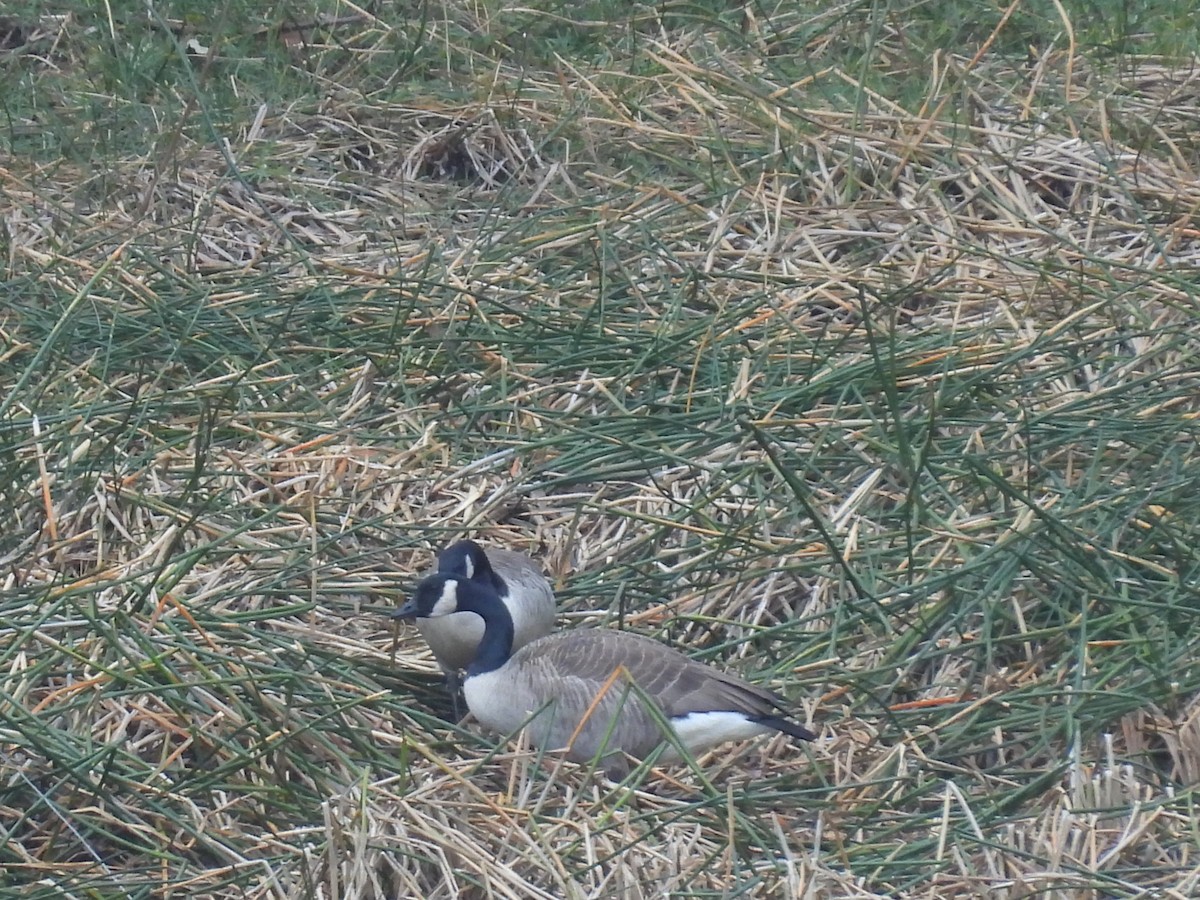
3,1 -> 1200,897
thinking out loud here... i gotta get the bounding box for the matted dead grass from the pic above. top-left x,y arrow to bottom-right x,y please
3,9 -> 1200,897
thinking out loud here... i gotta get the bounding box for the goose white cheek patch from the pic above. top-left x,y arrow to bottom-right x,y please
430,581 -> 459,617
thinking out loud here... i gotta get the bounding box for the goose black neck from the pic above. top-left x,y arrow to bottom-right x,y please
475,560 -> 507,599
453,579 -> 515,676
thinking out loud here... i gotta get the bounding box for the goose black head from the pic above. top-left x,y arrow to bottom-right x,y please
394,572 -> 505,621
393,574 -> 463,621
436,540 -> 491,581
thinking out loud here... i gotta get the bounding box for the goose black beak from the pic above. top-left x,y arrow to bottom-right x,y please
392,599 -> 421,620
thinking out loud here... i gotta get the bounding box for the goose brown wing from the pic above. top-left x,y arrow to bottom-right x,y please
514,629 -> 793,720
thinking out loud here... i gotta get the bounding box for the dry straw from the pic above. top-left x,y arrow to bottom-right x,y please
3,7 -> 1200,898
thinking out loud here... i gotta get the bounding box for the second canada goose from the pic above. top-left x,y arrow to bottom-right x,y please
415,540 -> 555,708
394,572 -> 816,776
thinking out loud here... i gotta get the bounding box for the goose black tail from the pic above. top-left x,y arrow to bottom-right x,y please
754,716 -> 817,742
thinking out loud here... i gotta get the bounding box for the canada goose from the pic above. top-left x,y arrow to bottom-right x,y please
415,540 -> 555,710
394,573 -> 816,776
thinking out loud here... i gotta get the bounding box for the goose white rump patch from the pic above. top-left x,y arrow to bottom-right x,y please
668,711 -> 771,755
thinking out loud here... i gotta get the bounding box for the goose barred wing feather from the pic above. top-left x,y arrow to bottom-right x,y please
493,633 -> 675,765
523,629 -> 792,718
478,549 -> 553,591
